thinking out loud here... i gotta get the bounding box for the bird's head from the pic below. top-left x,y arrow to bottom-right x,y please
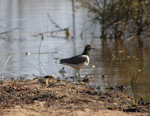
82,44 -> 100,56
85,44 -> 100,51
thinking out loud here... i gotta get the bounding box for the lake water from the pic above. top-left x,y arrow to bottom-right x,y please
0,0 -> 150,103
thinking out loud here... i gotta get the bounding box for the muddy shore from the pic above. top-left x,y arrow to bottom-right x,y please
0,76 -> 149,116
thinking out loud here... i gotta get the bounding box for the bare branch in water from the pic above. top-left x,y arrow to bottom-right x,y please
47,14 -> 62,30
0,28 -> 19,35
31,14 -> 70,38
40,62 -> 48,75
2,55 -> 11,81
29,63 -> 44,75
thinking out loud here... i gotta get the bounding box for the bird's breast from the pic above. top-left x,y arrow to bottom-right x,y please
81,55 -> 90,65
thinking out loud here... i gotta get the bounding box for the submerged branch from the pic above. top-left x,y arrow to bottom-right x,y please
29,63 -> 44,75
32,28 -> 70,38
47,14 -> 62,30
0,28 -> 19,35
2,55 -> 11,82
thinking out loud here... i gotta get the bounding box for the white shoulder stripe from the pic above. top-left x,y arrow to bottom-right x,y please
81,55 -> 90,65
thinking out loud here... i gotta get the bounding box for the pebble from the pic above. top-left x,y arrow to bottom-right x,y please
14,105 -> 21,109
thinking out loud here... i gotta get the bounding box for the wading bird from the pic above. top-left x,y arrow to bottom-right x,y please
60,44 -> 100,82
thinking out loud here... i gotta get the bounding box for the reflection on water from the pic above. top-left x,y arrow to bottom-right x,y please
0,0 -> 150,102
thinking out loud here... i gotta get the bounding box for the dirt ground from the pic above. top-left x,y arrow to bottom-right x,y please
0,76 -> 149,116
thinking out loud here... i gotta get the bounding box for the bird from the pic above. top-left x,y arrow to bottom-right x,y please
60,44 -> 100,82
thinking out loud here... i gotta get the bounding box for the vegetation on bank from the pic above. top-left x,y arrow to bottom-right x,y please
77,0 -> 150,39
0,77 -> 149,115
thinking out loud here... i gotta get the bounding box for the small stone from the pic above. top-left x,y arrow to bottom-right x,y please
14,105 -> 21,109
25,52 -> 30,55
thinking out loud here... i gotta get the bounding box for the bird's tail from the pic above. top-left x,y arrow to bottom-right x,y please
60,59 -> 66,64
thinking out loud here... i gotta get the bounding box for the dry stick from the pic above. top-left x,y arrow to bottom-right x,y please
2,55 -> 11,82
40,62 -> 48,75
0,28 -> 19,35
47,14 -> 62,30
0,89 -> 25,104
134,71 -> 139,84
29,63 -> 44,75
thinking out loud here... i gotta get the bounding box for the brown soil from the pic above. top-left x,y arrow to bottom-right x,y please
0,76 -> 149,116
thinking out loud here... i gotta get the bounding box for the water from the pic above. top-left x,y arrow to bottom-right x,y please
0,0 -> 150,103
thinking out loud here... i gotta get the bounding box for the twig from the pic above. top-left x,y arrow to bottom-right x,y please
32,30 -> 65,37
29,63 -> 44,75
2,55 -> 11,82
134,69 -> 141,84
109,48 -> 116,59
40,62 -> 48,75
38,38 -> 43,62
0,89 -> 25,104
127,36 -> 134,42
47,14 -> 62,30
0,28 -> 19,35
131,69 -> 141,86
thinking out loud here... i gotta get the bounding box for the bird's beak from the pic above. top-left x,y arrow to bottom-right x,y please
92,47 -> 100,51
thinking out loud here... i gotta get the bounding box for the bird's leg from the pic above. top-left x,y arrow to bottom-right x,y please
78,70 -> 81,80
75,70 -> 78,83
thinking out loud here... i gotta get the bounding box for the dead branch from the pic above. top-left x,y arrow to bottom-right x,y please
0,28 -> 19,35
0,89 -> 25,104
47,14 -> 62,30
29,63 -> 44,75
2,55 -> 11,82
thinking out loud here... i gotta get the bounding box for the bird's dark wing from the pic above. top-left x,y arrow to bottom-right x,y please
60,55 -> 87,64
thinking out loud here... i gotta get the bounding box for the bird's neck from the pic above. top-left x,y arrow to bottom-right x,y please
82,50 -> 91,56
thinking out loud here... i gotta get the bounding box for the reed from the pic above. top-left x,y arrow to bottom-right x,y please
131,69 -> 141,86
2,55 -> 11,82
